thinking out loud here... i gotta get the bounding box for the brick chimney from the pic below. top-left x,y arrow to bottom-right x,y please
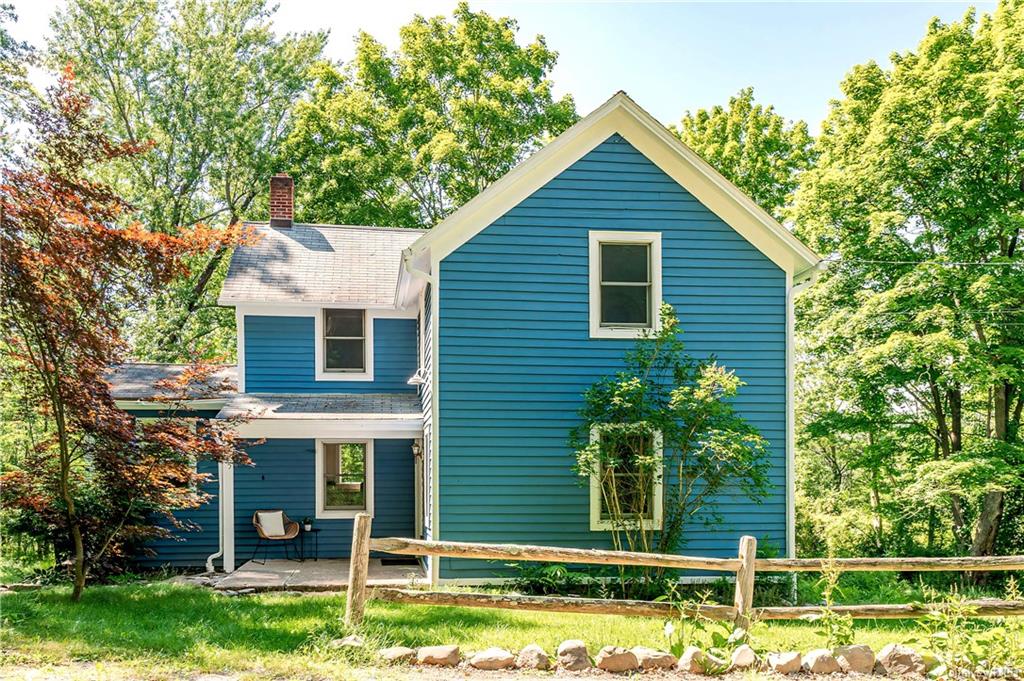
269,173 -> 293,228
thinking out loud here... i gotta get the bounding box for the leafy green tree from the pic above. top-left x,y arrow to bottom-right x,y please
0,3 -> 36,160
283,2 -> 578,228
795,351 -> 943,557
672,87 -> 814,221
570,304 -> 769,595
792,1 -> 1024,557
48,0 -> 325,359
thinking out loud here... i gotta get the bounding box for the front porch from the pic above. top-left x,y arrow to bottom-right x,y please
216,558 -> 427,592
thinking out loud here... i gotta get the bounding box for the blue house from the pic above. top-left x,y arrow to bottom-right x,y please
113,93 -> 820,583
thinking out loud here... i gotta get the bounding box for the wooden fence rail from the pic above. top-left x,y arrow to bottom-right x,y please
343,513 -> 1024,626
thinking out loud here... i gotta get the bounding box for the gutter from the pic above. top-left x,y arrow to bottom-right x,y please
792,259 -> 826,292
402,246 -> 435,285
395,246 -> 435,310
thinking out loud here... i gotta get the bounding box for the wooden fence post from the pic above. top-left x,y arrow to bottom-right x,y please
344,512 -> 372,627
733,535 -> 757,629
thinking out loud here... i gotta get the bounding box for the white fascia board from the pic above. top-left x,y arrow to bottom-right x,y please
233,303 -> 417,318
231,418 -> 423,439
406,92 -> 820,278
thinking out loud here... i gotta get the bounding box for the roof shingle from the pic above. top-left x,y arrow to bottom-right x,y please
218,223 -> 426,306
108,363 -> 237,401
217,393 -> 421,420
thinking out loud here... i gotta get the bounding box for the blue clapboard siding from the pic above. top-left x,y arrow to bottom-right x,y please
125,407 -> 223,568
437,134 -> 788,579
234,438 -> 415,560
244,316 -> 417,393
138,459 -> 221,568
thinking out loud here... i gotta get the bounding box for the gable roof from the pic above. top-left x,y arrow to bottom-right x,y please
219,222 -> 426,307
405,91 -> 820,281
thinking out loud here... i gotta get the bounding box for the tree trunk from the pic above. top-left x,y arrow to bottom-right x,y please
59,443 -> 86,602
970,492 -> 1004,557
869,468 -> 884,554
927,506 -> 936,552
948,388 -> 962,454
970,382 -> 1010,557
154,243 -> 229,353
53,389 -> 87,602
69,521 -> 86,602
930,382 -> 968,549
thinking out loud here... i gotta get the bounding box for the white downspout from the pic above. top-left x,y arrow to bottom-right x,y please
786,262 -> 824,600
205,461 -> 227,572
204,461 -> 236,573
222,463 -> 235,571
403,247 -> 435,580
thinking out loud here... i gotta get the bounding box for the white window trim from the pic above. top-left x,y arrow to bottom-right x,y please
589,426 -> 664,531
315,438 -> 374,520
588,230 -> 663,339
314,309 -> 375,381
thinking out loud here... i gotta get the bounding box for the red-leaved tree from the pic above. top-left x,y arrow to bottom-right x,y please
0,68 -> 253,601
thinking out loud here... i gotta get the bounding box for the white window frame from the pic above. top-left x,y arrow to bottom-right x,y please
589,426 -> 664,531
315,438 -> 374,519
588,230 -> 662,339
314,309 -> 374,381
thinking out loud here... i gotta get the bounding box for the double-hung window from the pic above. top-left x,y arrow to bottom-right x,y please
589,231 -> 662,338
316,309 -> 373,380
316,440 -> 373,519
589,426 -> 664,531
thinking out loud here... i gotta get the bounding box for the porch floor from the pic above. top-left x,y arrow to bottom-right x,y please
216,558 -> 427,592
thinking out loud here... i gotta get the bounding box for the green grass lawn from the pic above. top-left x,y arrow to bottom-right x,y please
0,582 -> 922,679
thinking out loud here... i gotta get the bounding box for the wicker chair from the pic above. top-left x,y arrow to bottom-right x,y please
251,510 -> 300,564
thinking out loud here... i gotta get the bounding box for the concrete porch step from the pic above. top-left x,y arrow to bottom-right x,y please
214,558 -> 427,592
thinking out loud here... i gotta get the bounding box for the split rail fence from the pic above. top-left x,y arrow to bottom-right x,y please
343,513 -> 1024,627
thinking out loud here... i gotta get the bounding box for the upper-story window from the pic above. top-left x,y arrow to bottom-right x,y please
324,309 -> 365,371
589,231 -> 662,339
316,309 -> 374,381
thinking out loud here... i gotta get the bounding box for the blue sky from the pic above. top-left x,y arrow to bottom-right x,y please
10,0 -> 993,130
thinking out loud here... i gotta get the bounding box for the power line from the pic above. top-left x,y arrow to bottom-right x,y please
823,257 -> 1023,268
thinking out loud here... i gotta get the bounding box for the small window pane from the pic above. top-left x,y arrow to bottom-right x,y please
601,284 -> 649,326
325,309 -> 363,337
601,243 -> 649,283
323,442 -> 366,510
325,338 -> 365,371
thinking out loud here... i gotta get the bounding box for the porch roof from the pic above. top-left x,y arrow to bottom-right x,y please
219,392 -> 423,438
108,362 -> 237,405
218,392 -> 421,419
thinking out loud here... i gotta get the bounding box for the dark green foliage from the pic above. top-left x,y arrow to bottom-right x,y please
282,2 -> 577,228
